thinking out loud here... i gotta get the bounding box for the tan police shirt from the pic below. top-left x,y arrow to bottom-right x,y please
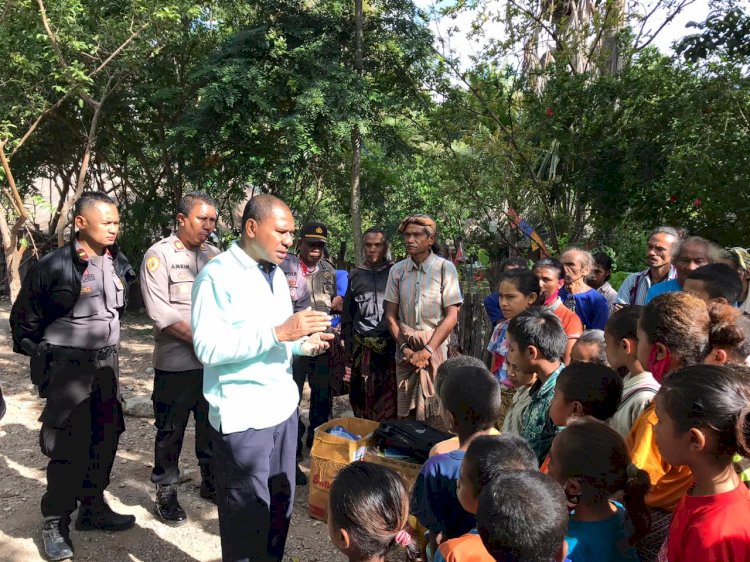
140,235 -> 220,371
44,241 -> 123,350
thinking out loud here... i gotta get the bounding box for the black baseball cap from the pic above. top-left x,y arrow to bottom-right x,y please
299,221 -> 328,242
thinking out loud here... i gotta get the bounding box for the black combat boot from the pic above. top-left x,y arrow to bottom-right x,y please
42,516 -> 74,560
154,484 -> 187,525
199,464 -> 216,504
75,496 -> 135,532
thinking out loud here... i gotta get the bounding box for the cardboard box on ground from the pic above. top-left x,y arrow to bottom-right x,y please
308,417 -> 422,522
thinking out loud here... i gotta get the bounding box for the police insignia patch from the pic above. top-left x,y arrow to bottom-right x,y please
146,256 -> 160,272
315,227 -> 323,234
174,240 -> 185,251
80,286 -> 93,295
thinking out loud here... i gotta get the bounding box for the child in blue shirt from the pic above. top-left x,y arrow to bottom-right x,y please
547,417 -> 651,562
410,364 -> 502,559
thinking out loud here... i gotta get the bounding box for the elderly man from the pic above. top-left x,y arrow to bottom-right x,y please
644,236 -> 720,304
384,214 -> 463,427
140,192 -> 220,524
616,227 -> 680,306
559,248 -> 609,330
191,195 -> 333,561
10,192 -> 136,560
342,227 -> 396,421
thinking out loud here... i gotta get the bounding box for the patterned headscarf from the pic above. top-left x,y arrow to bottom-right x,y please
398,214 -> 437,238
724,247 -> 750,272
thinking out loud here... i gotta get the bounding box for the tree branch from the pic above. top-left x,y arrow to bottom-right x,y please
36,0 -> 69,69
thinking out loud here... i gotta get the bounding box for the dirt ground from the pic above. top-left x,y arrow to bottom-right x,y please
0,300 -> 353,562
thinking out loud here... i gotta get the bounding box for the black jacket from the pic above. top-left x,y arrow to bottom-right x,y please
341,264 -> 393,354
10,239 -> 136,355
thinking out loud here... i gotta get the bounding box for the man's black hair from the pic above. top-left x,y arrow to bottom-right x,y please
500,256 -> 529,271
439,365 -> 501,434
178,192 -> 216,217
477,470 -> 568,562
362,226 -> 389,248
74,191 -> 116,217
464,435 -> 538,493
240,194 -> 288,231
592,252 -> 613,280
507,308 -> 567,362
555,362 -> 623,420
687,263 -> 743,303
435,355 -> 488,397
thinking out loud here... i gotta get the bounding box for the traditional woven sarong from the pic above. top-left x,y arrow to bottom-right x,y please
349,335 -> 397,422
396,325 -> 448,430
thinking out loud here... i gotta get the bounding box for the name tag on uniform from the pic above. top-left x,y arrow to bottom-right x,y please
81,286 -> 93,295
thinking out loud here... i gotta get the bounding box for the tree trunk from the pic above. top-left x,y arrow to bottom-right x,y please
350,0 -> 365,266
350,124 -> 364,266
0,142 -> 31,302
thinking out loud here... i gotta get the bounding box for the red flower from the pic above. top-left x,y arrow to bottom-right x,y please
693,198 -> 702,207
669,195 -> 677,203
546,108 -> 554,118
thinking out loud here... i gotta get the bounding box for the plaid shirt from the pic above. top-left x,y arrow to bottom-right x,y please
384,252 -> 463,331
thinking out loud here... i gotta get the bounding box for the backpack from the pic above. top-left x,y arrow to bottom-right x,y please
374,420 -> 452,463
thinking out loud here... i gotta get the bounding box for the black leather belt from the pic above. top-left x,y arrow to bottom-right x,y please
43,343 -> 118,361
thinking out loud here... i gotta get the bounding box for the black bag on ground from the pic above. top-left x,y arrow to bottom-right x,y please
373,420 -> 452,463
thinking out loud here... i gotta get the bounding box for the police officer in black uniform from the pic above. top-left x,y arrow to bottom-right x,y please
10,192 -> 136,561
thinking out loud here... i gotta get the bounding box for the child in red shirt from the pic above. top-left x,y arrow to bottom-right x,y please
654,364 -> 750,562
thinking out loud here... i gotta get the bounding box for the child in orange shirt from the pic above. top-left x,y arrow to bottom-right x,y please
627,292 -> 710,561
435,435 -> 538,562
654,365 -> 750,562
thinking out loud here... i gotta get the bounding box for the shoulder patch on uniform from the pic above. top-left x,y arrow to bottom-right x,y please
174,240 -> 185,251
77,247 -> 89,260
146,256 -> 160,272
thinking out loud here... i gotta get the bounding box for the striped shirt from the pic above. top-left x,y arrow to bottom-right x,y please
616,265 -> 677,306
384,252 -> 463,330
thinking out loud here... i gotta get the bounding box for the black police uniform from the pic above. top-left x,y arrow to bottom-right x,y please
10,238 -> 136,556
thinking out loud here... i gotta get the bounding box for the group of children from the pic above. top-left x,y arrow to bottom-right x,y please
324,263 -> 750,562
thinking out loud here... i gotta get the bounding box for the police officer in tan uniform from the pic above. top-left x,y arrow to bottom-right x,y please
280,222 -> 340,482
140,192 -> 219,525
10,192 -> 137,561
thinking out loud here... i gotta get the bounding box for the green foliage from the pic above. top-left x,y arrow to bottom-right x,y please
610,271 -> 630,291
